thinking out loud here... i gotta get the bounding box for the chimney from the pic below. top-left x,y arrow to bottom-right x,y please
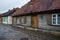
8,9 -> 11,11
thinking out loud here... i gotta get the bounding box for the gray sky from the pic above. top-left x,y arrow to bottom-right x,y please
0,0 -> 30,13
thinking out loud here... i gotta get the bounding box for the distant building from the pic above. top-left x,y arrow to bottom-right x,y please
0,8 -> 18,24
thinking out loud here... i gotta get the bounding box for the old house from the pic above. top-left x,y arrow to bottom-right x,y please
12,2 -> 32,27
12,0 -> 60,31
0,8 -> 17,24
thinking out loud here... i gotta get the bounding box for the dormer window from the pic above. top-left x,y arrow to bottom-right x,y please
30,4 -> 33,7
29,3 -> 33,7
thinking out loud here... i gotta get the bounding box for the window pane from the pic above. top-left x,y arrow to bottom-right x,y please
58,17 -> 60,24
14,18 -> 16,23
57,15 -> 60,24
53,18 -> 56,24
22,17 -> 24,24
58,15 -> 60,17
53,15 -> 56,17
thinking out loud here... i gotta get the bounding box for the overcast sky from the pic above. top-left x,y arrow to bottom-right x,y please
0,0 -> 30,13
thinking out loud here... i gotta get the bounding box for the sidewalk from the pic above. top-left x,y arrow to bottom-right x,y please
12,25 -> 60,40
12,24 -> 60,36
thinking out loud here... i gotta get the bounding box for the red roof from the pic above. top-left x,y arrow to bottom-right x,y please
0,8 -> 18,17
12,2 -> 31,16
29,0 -> 60,12
12,0 -> 60,16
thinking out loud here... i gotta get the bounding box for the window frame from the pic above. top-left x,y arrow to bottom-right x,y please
52,14 -> 60,25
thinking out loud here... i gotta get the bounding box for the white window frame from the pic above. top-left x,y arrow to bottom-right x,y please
52,14 -> 60,25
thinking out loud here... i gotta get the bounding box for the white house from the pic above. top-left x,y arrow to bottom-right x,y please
1,8 -> 17,24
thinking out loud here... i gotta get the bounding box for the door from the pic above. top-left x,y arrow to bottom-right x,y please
31,15 -> 38,28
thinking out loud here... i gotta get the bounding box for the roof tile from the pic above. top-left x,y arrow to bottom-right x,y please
12,0 -> 60,16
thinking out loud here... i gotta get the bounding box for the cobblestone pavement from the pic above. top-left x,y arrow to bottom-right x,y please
0,24 -> 60,40
12,26 -> 60,40
0,24 -> 29,40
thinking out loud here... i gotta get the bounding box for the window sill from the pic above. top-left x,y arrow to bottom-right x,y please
51,24 -> 60,27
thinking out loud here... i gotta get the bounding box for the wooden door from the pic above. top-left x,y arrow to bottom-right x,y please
31,15 -> 38,28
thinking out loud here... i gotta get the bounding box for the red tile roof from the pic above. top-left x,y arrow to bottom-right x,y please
12,2 -> 31,16
12,0 -> 60,16
30,0 -> 60,12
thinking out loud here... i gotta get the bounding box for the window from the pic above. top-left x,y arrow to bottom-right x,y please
14,18 -> 17,23
52,14 -> 60,25
5,17 -> 8,22
21,16 -> 24,24
3,17 -> 8,22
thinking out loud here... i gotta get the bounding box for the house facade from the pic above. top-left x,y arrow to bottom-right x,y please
0,8 -> 17,24
12,0 -> 60,31
12,2 -> 32,27
2,16 -> 12,24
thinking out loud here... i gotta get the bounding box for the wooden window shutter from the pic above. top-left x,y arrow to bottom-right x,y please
24,16 -> 26,24
47,14 -> 52,25
20,17 -> 21,23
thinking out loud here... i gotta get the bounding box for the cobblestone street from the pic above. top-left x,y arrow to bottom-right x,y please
0,24 -> 29,40
0,24 -> 60,40
12,25 -> 60,40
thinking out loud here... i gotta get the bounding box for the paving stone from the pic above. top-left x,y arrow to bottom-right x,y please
0,25 -> 29,40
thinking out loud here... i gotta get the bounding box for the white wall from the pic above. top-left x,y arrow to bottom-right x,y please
8,16 -> 12,24
2,16 -> 12,24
